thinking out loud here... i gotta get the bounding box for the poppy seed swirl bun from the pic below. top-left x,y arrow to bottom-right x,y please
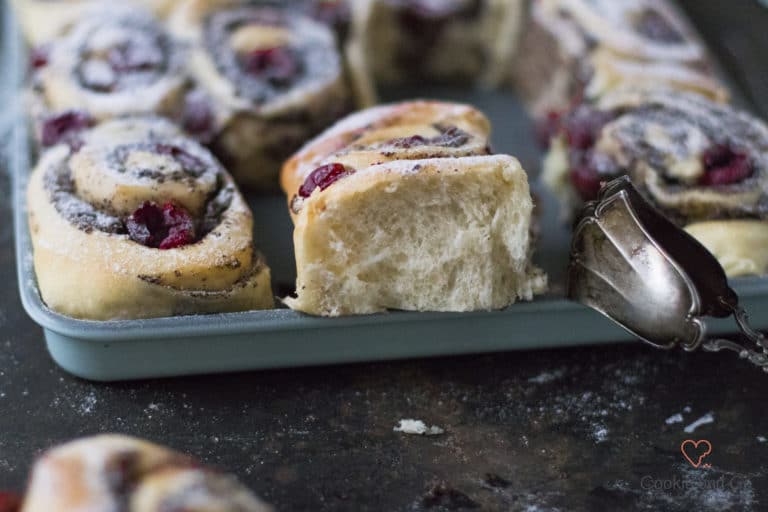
595,89 -> 768,222
512,0 -> 727,117
38,7 -> 187,121
543,87 -> 768,277
168,0 -> 353,188
27,117 -> 273,320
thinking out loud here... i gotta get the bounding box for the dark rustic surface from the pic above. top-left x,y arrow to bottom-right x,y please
2,1 -> 768,511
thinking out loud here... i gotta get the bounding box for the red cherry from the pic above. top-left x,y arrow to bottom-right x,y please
569,151 -> 603,201
0,492 -> 22,512
535,110 -> 563,149
30,45 -> 49,69
242,47 -> 300,84
159,202 -> 196,250
126,201 -> 196,249
298,163 -> 353,198
699,145 -> 753,186
562,106 -> 613,151
41,110 -> 94,149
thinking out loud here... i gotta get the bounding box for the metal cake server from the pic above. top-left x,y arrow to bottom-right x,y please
568,176 -> 768,371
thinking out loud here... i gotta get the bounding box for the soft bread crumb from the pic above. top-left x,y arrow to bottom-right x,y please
286,155 -> 547,316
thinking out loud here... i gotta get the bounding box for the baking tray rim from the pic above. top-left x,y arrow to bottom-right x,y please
13,106 -> 768,343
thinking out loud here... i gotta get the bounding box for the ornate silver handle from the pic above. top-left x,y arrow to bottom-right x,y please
703,303 -> 768,372
569,177 -> 768,374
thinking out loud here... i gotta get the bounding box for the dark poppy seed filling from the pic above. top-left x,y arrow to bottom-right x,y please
102,451 -> 207,509
204,7 -> 334,105
41,109 -> 94,149
388,124 -> 472,149
74,18 -> 170,93
633,9 -> 684,44
699,144 -> 753,186
44,142 -> 234,246
108,142 -> 208,182
299,162 -> 354,197
44,162 -> 127,234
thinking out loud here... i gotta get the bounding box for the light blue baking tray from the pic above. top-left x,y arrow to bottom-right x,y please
7,2 -> 768,381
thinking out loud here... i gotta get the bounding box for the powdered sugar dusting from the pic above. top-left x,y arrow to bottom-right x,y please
665,413 -> 684,425
684,412 -> 715,434
592,425 -> 609,443
604,464 -> 758,511
78,392 -> 98,415
528,368 -> 566,384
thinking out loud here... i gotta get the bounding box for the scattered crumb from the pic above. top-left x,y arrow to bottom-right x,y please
593,426 -> 609,443
665,413 -> 684,425
527,368 -> 565,384
683,406 -> 692,413
78,392 -> 97,415
394,419 -> 444,436
684,412 -> 714,434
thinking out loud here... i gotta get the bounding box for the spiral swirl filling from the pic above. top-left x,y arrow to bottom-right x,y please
552,91 -> 768,221
73,14 -> 173,93
43,139 -> 234,249
203,6 -> 337,105
631,7 -> 684,43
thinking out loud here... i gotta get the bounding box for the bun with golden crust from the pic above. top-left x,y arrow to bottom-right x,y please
30,6 -> 188,150
281,101 -> 546,316
167,0 -> 354,188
